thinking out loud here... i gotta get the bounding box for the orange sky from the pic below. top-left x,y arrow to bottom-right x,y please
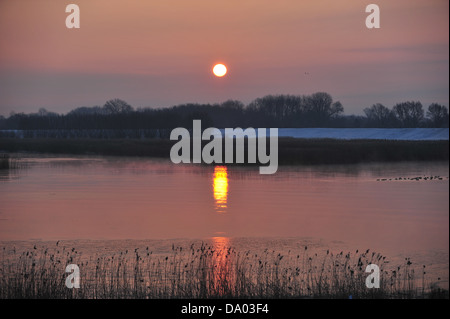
0,0 -> 448,115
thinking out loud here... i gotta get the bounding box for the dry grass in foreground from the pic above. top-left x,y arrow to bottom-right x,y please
0,242 -> 448,299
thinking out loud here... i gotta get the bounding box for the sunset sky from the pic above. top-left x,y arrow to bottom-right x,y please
0,0 -> 448,116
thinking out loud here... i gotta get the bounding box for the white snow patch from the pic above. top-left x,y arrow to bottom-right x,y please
215,128 -> 449,140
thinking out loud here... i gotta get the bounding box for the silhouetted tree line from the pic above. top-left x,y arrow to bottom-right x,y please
0,94 -> 448,131
363,101 -> 449,128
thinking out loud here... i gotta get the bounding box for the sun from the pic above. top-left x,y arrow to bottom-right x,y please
213,63 -> 227,77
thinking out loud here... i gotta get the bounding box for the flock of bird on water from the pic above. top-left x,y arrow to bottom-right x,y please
376,175 -> 447,182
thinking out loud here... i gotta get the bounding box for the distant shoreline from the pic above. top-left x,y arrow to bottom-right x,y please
1,137 -> 448,165
1,127 -> 448,140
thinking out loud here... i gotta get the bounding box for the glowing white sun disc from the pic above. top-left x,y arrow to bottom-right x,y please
213,64 -> 227,77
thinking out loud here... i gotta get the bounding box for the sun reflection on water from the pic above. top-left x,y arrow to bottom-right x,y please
211,236 -> 232,295
213,166 -> 228,213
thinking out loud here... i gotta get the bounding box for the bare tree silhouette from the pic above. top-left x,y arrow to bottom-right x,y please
392,101 -> 424,127
427,103 -> 449,128
364,103 -> 394,127
103,99 -> 133,114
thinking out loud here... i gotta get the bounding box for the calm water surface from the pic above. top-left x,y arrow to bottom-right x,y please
0,155 -> 448,287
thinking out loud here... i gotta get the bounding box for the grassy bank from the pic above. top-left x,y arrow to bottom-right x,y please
0,138 -> 448,165
1,242 -> 447,299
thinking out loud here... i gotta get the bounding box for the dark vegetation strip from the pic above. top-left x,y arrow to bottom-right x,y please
0,153 -> 21,169
0,138 -> 448,165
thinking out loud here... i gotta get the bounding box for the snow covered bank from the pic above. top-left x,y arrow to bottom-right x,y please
217,128 -> 449,141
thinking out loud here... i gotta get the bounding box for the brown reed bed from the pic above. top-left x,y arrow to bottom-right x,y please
0,242 -> 447,299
